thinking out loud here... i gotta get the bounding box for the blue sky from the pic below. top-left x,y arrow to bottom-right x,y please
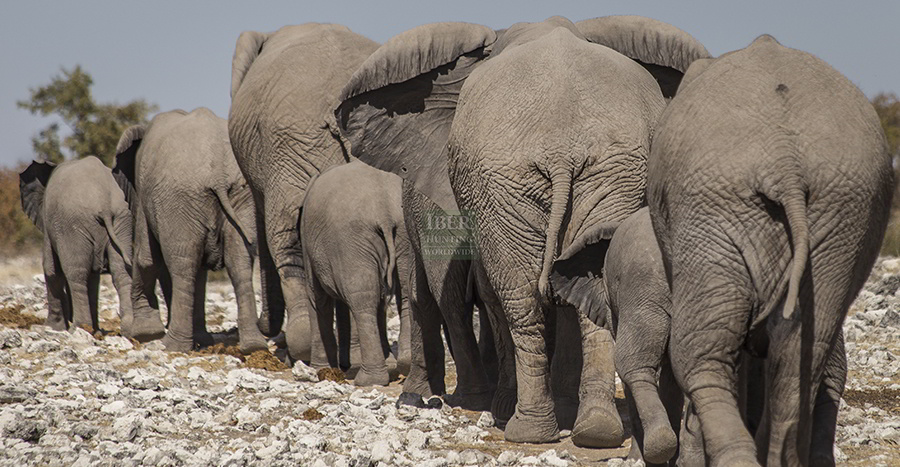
2,0 -> 898,168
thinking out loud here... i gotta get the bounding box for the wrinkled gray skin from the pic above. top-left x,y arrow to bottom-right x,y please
228,24 -> 379,362
19,156 -> 132,332
336,16 -> 709,445
113,108 -> 266,354
400,183 -> 513,417
302,161 -> 412,386
647,35 -> 893,466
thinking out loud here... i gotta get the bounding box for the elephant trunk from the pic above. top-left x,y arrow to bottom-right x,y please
102,213 -> 131,268
538,169 -> 572,302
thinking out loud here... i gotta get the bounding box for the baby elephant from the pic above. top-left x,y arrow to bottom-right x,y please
19,156 -> 132,332
302,160 -> 411,386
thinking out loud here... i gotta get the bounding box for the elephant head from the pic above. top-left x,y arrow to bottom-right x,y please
19,160 -> 56,233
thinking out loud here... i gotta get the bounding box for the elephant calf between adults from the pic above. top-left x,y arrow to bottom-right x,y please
113,108 -> 267,354
302,161 -> 412,386
647,35 -> 893,466
19,156 -> 132,332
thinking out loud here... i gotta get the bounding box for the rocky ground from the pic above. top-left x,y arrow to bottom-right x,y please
0,255 -> 898,466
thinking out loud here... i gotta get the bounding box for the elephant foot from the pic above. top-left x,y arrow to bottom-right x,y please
554,396 -> 579,431
239,333 -> 270,355
504,408 -> 560,444
194,330 -> 215,349
285,315 -> 311,363
572,398 -> 625,448
712,449 -> 759,467
161,333 -> 194,353
44,316 -> 67,332
443,390 -> 493,412
641,418 -> 678,465
491,387 -> 517,429
395,356 -> 411,376
676,445 -> 706,467
127,313 -> 166,342
353,368 -> 390,387
402,374 -> 438,399
396,392 -> 443,409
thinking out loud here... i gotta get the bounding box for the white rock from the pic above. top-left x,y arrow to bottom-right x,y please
95,383 -> 120,398
103,336 -> 134,351
100,400 -> 127,414
370,440 -> 392,463
406,428 -> 428,450
476,411 -> 494,428
234,407 -> 262,430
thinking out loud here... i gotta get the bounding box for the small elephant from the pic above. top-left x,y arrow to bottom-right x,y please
19,156 -> 133,332
647,35 -> 893,465
302,161 -> 411,386
229,24 -> 379,360
113,108 -> 267,354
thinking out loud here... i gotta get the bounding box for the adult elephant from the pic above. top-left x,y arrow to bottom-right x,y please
113,108 -> 266,354
228,23 -> 379,361
647,35 -> 893,465
19,156 -> 132,333
335,16 -> 709,445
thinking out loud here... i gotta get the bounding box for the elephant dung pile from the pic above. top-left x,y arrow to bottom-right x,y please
0,258 -> 898,465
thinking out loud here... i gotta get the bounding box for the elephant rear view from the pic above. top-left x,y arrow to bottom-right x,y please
19,156 -> 133,332
114,108 -> 266,354
301,160 -> 412,386
229,24 -> 379,361
647,35 -> 893,465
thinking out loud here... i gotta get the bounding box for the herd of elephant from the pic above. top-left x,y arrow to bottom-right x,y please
17,15 -> 893,467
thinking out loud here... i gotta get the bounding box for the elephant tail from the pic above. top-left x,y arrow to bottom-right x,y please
382,226 -> 397,295
102,213 -> 131,269
779,187 -> 810,320
538,169 -> 573,303
214,187 -> 252,248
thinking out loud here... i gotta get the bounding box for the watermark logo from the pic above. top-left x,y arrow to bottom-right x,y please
420,210 -> 479,260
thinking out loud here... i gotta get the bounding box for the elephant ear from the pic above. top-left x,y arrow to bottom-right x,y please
576,16 -> 711,98
112,125 -> 144,210
676,57 -> 714,94
335,22 -> 497,213
18,160 -> 56,232
231,30 -> 268,100
550,221 -> 620,327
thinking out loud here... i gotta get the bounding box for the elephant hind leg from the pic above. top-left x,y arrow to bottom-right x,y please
572,314 -> 625,449
611,303 -> 676,460
42,239 -> 68,331
346,290 -> 390,387
307,274 -> 339,370
809,331 -> 845,467
126,206 -> 165,341
191,268 -> 213,348
669,268 -> 757,466
224,224 -> 267,355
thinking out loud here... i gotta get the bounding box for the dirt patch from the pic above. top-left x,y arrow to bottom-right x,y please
844,388 -> 900,414
317,368 -> 346,383
197,343 -> 245,361
0,304 -> 42,329
301,408 -> 324,421
244,351 -> 288,371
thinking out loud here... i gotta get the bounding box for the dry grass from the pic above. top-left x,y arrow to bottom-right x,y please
844,388 -> 900,414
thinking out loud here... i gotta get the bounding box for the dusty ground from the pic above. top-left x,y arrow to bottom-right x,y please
0,254 -> 898,466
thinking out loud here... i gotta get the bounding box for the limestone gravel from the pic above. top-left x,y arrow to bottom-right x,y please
0,258 -> 898,465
